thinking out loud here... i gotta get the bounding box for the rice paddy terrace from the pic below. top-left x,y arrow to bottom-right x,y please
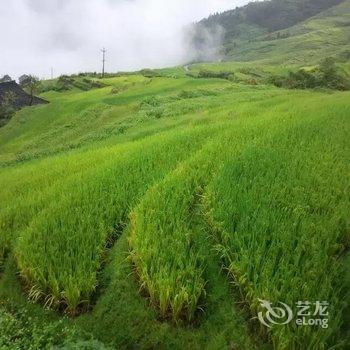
1,2 -> 350,346
0,64 -> 349,349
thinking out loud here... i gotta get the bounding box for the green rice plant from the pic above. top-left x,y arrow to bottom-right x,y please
128,96 -> 307,321
129,148 -> 216,321
0,145 -> 131,264
205,93 -> 350,349
13,124 -> 219,313
0,63 -> 348,349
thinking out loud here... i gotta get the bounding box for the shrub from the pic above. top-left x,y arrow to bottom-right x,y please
0,92 -> 16,126
176,89 -> 218,100
269,58 -> 349,90
50,76 -> 105,92
140,96 -> 161,108
319,57 -> 349,90
110,86 -> 127,94
0,306 -> 77,349
139,69 -> 161,78
198,70 -> 234,80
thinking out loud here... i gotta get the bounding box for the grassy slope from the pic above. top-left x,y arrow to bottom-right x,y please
222,0 -> 350,65
0,76 -> 226,164
184,1 -> 350,84
188,0 -> 350,93
1,74 -> 349,348
0,78 -> 277,349
0,3 -> 349,349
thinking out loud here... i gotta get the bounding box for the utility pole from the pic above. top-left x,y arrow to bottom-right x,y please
51,67 -> 53,80
101,48 -> 106,78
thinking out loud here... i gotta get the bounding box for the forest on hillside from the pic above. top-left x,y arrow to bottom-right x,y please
191,0 -> 344,47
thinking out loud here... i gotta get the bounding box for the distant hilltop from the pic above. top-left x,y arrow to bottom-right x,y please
0,80 -> 48,127
0,80 -> 48,109
189,0 -> 348,64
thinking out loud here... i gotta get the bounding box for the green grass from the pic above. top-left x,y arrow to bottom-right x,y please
205,94 -> 350,348
0,48 -> 349,349
14,125 -> 219,313
0,76 -> 230,165
0,76 -> 349,349
221,0 -> 350,66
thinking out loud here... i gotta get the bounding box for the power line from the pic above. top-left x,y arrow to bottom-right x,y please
101,48 -> 106,78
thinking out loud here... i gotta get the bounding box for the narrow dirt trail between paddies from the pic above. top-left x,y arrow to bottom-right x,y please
0,73 -> 349,349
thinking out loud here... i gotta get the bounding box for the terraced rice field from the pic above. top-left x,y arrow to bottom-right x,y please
0,72 -> 349,349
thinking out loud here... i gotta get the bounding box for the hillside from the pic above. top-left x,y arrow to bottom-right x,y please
0,71 -> 349,349
190,0 -> 350,64
0,81 -> 48,126
0,1 -> 349,349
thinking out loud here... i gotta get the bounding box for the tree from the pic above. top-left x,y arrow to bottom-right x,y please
18,74 -> 30,86
0,75 -> 12,83
318,57 -> 348,90
56,75 -> 74,91
0,91 -> 15,126
20,75 -> 41,105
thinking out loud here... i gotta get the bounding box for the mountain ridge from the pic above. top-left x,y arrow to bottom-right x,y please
190,0 -> 349,64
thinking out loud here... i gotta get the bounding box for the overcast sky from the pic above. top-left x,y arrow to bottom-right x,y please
0,0 -> 251,79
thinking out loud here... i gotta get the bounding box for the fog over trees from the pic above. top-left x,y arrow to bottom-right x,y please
0,0 -> 250,78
